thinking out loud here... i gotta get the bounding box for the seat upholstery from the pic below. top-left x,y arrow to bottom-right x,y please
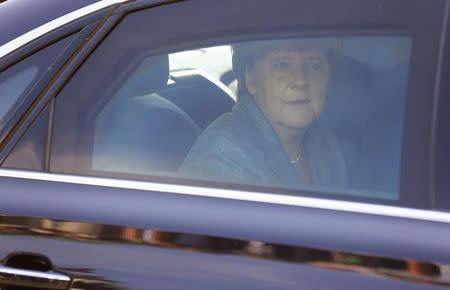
360,61 -> 409,193
321,56 -> 377,139
319,56 -> 376,189
321,56 -> 408,195
159,71 -> 235,130
93,55 -> 200,175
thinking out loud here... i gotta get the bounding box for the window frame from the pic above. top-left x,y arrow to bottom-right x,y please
50,0 -> 447,209
0,34 -> 76,152
0,6 -> 114,166
434,1 -> 450,211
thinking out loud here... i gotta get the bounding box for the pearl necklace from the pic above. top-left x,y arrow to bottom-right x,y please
290,153 -> 302,164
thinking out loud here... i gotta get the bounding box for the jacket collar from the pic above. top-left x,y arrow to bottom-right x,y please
234,94 -> 303,186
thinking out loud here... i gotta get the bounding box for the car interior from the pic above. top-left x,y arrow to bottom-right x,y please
90,37 -> 410,199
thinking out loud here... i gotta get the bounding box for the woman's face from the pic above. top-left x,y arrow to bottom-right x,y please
245,47 -> 329,131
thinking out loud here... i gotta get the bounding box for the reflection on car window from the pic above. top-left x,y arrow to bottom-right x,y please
0,35 -> 74,129
0,66 -> 38,120
51,35 -> 411,202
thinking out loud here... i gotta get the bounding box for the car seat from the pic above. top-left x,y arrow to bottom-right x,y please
159,69 -> 235,130
93,55 -> 200,175
360,60 -> 409,194
321,55 -> 408,196
320,56 -> 376,190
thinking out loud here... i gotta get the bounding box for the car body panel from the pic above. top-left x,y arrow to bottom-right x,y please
0,216 -> 449,289
0,170 -> 449,289
0,0 -> 120,49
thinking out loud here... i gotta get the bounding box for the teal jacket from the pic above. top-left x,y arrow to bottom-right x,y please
179,94 -> 349,190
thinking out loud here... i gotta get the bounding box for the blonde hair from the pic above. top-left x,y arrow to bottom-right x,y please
232,38 -> 341,98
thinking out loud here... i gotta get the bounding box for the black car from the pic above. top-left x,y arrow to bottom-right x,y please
0,0 -> 450,289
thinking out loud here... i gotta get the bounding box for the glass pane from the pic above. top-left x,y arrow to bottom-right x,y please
2,104 -> 49,170
0,66 -> 39,118
52,36 -> 411,202
0,35 -> 73,129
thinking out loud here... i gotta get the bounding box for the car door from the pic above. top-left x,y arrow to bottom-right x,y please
0,0 -> 450,290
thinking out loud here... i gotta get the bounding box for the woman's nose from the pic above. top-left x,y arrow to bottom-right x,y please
291,65 -> 308,88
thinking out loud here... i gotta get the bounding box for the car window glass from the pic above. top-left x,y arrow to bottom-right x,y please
0,66 -> 39,118
2,104 -> 49,170
170,46 -> 236,93
0,35 -> 73,130
51,34 -> 411,203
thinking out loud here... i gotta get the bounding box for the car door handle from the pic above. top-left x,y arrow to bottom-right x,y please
0,264 -> 71,289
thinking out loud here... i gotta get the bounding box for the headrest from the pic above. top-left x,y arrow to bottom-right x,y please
127,54 -> 169,97
319,56 -> 376,138
372,60 -> 409,115
93,93 -> 200,174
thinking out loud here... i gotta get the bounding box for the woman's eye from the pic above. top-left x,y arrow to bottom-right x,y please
304,62 -> 322,71
273,62 -> 289,70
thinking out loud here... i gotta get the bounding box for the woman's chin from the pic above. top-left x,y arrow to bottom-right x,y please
279,117 -> 313,131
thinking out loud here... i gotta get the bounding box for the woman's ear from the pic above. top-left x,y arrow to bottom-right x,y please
244,65 -> 258,96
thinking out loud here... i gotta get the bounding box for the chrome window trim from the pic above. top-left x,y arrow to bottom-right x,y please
0,0 -> 129,60
0,168 -> 449,224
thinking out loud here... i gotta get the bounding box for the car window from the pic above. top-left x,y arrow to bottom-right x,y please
51,35 -> 411,201
0,66 -> 38,118
170,46 -> 233,81
0,35 -> 74,131
2,104 -> 49,170
50,0 -> 442,208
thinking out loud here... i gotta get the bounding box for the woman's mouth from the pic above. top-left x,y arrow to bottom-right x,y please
286,99 -> 311,105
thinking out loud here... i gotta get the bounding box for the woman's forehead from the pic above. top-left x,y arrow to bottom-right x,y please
263,46 -> 328,59
253,38 -> 334,53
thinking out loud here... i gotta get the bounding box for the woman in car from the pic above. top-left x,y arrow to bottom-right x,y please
180,39 -> 349,189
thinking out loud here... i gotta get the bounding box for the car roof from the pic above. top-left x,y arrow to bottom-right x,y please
0,0 -> 101,47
